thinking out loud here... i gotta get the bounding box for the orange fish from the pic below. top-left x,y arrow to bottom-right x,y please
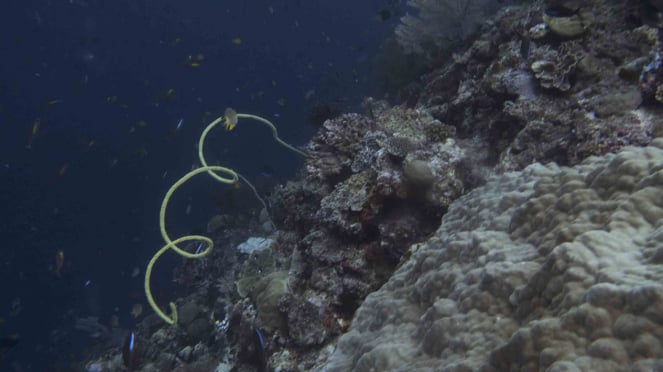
31,118 -> 40,135
57,163 -> 68,177
54,250 -> 64,276
26,118 -> 40,149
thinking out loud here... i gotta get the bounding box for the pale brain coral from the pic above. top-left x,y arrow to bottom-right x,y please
319,139 -> 663,371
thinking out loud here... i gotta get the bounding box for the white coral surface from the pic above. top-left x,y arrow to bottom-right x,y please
321,139 -> 663,371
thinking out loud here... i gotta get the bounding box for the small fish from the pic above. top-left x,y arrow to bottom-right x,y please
122,330 -> 139,368
194,242 -> 204,255
183,54 -> 204,68
160,88 -> 176,102
84,279 -> 92,287
224,107 -> 238,131
176,118 -> 183,130
127,332 -> 135,351
57,163 -> 68,177
26,118 -> 41,149
254,327 -> 267,369
130,303 -> 143,318
54,249 -> 64,276
255,327 -> 265,350
31,119 -> 40,135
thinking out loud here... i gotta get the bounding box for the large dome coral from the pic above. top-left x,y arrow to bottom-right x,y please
322,139 -> 663,371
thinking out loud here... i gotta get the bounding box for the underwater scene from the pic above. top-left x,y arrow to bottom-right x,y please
3,0 -> 663,371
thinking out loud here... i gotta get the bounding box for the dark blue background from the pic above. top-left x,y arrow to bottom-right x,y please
0,0 -> 403,369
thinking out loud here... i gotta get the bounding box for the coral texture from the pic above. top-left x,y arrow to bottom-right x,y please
322,139 -> 663,371
414,1 -> 661,172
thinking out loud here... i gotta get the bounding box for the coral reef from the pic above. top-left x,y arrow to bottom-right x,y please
323,140 -> 663,371
78,1 -> 663,371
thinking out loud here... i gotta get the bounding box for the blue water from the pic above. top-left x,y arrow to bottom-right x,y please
0,0 -> 402,369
